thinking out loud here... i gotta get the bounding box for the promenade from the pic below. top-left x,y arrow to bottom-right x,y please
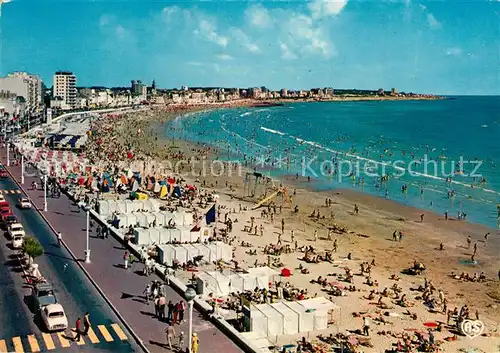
1,148 -> 243,353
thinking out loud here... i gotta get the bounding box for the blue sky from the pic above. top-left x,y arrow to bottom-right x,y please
1,0 -> 499,94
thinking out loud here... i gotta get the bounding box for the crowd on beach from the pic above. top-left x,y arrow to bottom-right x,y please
22,107 -> 500,353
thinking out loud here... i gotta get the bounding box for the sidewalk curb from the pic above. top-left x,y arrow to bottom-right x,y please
2,162 -> 150,353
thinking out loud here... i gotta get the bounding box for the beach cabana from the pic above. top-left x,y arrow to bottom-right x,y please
284,301 -> 314,333
153,212 -> 165,226
193,243 -> 211,261
179,226 -> 193,243
132,200 -> 144,212
246,267 -> 279,289
271,302 -> 299,335
173,246 -> 188,264
143,212 -> 155,227
97,200 -> 110,216
256,304 -> 283,336
134,213 -> 148,227
183,244 -> 200,261
157,244 -> 175,265
195,271 -> 231,297
116,200 -> 127,214
298,297 -> 339,331
107,199 -> 118,214
246,306 -> 268,339
158,228 -> 172,243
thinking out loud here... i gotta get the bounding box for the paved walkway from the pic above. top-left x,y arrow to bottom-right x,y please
2,149 -> 243,353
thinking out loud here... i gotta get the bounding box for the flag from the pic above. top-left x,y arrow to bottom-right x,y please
205,204 -> 216,225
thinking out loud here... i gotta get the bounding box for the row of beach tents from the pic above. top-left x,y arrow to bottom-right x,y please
156,242 -> 232,266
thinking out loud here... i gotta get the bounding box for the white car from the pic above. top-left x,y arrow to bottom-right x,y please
18,198 -> 31,209
8,223 -> 25,240
12,234 -> 24,249
0,195 -> 4,202
41,304 -> 68,331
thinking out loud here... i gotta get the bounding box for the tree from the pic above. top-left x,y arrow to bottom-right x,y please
22,236 -> 44,265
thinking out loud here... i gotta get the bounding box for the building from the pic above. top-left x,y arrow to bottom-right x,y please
131,80 -> 147,97
0,72 -> 43,113
53,71 -> 77,109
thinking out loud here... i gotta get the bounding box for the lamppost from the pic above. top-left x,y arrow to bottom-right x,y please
6,142 -> 9,166
83,204 -> 91,263
21,154 -> 24,184
43,174 -> 48,212
184,287 -> 197,353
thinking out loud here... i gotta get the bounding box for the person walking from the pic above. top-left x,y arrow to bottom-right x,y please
362,316 -> 370,336
173,303 -> 179,324
74,318 -> 82,342
83,312 -> 90,335
57,232 -> 62,247
165,323 -> 176,350
192,332 -> 199,353
178,331 -> 185,349
123,251 -> 129,269
158,295 -> 167,321
143,284 -> 152,304
129,253 -> 135,270
178,301 -> 185,323
167,300 -> 174,323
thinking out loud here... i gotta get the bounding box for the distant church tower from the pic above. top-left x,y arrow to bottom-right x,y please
152,80 -> 156,90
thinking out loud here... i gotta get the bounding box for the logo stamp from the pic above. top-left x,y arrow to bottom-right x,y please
461,319 -> 484,339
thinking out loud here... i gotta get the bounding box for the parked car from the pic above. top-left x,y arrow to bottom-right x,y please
0,212 -> 16,225
11,234 -> 24,249
0,201 -> 10,210
18,198 -> 31,209
0,194 -> 5,202
31,283 -> 57,310
7,223 -> 25,240
41,304 -> 68,331
0,170 -> 8,178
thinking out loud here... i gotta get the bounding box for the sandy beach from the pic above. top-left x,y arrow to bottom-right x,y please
81,105 -> 500,353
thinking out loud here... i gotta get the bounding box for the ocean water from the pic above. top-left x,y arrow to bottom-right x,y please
164,96 -> 500,229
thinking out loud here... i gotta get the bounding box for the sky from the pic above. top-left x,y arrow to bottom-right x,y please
1,0 -> 499,95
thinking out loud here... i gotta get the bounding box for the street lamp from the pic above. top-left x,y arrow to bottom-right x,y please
6,142 -> 9,166
83,204 -> 90,263
21,154 -> 24,184
83,204 -> 91,263
184,287 -> 197,353
43,174 -> 48,212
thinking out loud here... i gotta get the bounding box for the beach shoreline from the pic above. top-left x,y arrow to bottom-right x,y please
84,106 -> 500,352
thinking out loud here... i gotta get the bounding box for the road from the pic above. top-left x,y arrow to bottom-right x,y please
2,147 -> 244,353
0,173 -> 142,352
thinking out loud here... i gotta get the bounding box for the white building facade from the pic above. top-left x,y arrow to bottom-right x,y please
53,71 -> 77,110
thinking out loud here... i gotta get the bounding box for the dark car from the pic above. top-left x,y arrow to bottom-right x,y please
31,283 -> 58,310
1,213 -> 17,225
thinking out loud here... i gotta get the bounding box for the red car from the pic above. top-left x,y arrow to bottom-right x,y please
0,201 -> 10,210
0,170 -> 8,178
0,211 -> 16,225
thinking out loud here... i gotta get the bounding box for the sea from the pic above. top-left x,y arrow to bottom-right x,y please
164,96 -> 500,229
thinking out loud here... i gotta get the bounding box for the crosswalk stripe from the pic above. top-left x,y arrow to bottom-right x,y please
16,190 -> 21,194
69,329 -> 85,345
56,332 -> 71,348
27,334 -> 41,352
87,327 -> 100,344
0,340 -> 7,353
111,324 -> 128,341
97,325 -> 113,342
12,336 -> 23,353
42,333 -> 55,350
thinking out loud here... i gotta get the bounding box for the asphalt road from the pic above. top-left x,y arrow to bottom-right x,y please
0,174 -> 141,353
2,148 -> 244,353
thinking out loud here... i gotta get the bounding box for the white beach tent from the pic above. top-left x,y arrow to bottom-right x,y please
179,226 -> 192,243
107,199 -> 118,214
298,297 -> 338,331
246,267 -> 279,289
157,244 -> 175,265
124,200 -> 135,214
153,212 -> 166,227
284,301 -> 314,333
134,213 -> 148,227
144,212 -> 156,226
183,244 -> 200,261
271,302 -> 299,335
173,245 -> 188,264
169,228 -> 181,243
158,228 -> 172,243
256,304 -> 284,336
248,305 -> 268,339
195,271 -> 231,297
132,200 -> 143,212
117,200 -> 127,214
163,212 -> 174,225
193,243 -> 211,261
98,200 -> 110,216
228,273 -> 245,293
